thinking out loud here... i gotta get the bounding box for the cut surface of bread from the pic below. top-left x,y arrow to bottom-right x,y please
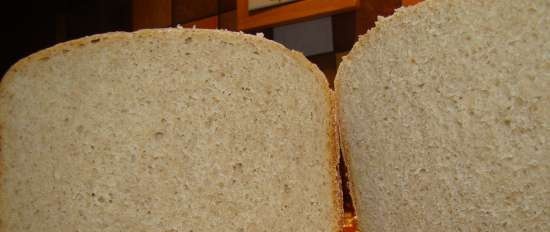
0,29 -> 341,231
336,0 -> 549,231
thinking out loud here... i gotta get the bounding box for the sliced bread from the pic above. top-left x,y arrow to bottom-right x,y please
336,0 -> 549,231
0,29 -> 342,232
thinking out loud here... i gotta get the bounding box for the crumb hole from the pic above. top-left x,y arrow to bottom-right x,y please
232,163 -> 243,171
283,184 -> 291,193
154,132 -> 164,139
503,119 -> 512,126
91,38 -> 101,43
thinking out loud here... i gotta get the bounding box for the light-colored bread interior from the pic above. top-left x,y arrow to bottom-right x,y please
336,0 -> 549,231
0,29 -> 341,231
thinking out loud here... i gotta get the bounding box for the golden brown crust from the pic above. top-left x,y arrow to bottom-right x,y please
246,32 -> 344,231
328,90 -> 344,232
333,77 -> 361,230
246,30 -> 343,232
331,4 -> 428,227
286,50 -> 343,232
331,3 -> 410,229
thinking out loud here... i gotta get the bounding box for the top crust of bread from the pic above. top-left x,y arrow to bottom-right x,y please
336,0 -> 549,231
0,28 -> 342,231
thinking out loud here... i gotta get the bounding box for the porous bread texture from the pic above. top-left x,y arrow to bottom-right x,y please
0,29 -> 342,232
336,0 -> 549,231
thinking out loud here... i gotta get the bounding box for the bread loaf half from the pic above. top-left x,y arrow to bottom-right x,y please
336,0 -> 549,231
0,29 -> 342,231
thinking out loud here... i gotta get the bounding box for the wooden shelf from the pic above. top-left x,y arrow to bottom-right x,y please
402,0 -> 423,6
182,16 -> 218,29
236,0 -> 359,31
132,0 -> 172,30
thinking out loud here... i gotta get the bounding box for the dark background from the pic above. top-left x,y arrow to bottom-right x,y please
1,0 -> 133,76
0,0 -> 405,78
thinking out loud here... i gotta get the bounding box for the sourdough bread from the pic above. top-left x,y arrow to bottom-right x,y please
0,29 -> 342,231
336,0 -> 549,231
